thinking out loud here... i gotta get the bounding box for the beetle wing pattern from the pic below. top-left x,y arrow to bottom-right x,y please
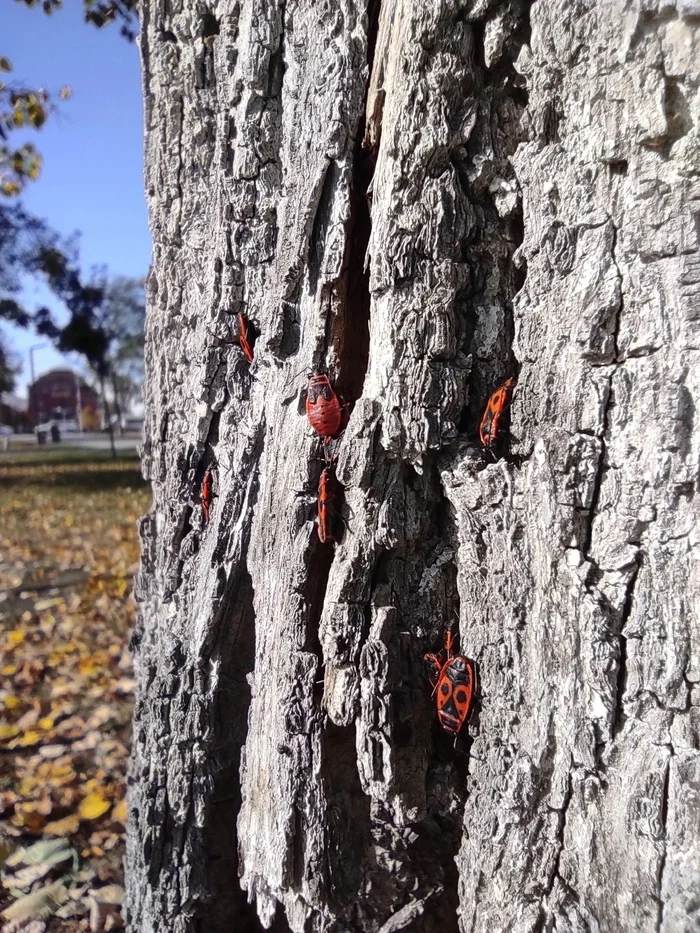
435,656 -> 476,735
424,630 -> 477,737
479,377 -> 516,449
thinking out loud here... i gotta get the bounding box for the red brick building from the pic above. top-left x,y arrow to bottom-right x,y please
28,369 -> 99,426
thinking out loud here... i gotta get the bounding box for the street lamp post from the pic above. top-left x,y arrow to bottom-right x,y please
28,343 -> 48,422
29,343 -> 48,386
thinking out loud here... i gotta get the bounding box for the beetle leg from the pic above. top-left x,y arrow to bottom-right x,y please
424,653 -> 442,692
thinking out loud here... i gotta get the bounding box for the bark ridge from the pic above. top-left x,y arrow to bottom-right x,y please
128,1 -> 700,931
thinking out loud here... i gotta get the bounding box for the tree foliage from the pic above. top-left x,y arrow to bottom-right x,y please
0,337 -> 21,393
0,56 -> 61,197
0,0 -> 141,394
30,249 -> 110,375
2,0 -> 137,196
0,203 -> 69,392
101,277 -> 145,375
101,276 -> 146,416
14,0 -> 139,40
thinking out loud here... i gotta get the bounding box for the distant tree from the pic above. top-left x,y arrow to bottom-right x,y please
0,203 -> 65,392
0,203 -> 58,298
0,203 -> 65,321
31,247 -> 118,455
0,0 -> 141,406
0,334 -> 21,393
100,276 -> 145,430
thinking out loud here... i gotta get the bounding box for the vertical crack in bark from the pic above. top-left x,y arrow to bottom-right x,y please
328,0 -> 534,892
330,0 -> 380,400
580,218 -> 624,561
202,567 -> 268,933
580,383 -> 611,565
175,93 -> 185,239
655,754 -> 671,932
543,770 -> 574,904
459,5 -> 530,438
611,553 -> 641,739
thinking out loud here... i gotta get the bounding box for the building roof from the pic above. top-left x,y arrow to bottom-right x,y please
30,369 -> 96,391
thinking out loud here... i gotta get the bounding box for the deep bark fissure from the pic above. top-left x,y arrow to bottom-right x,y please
579,380 -> 612,561
331,0 -> 379,401
204,568 -> 266,932
611,554 -> 642,738
460,5 -> 530,437
580,218 -> 624,562
655,754 -> 672,932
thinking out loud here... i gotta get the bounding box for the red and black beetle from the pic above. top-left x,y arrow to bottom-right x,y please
480,377 -> 516,451
425,629 -> 477,737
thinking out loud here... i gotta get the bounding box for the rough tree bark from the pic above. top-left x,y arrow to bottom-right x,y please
126,1 -> 700,931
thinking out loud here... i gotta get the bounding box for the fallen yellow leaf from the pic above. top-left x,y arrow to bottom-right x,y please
0,723 -> 19,741
79,792 -> 110,821
9,729 -> 42,748
0,664 -> 18,676
18,776 -> 39,797
38,717 -> 54,731
11,798 -> 52,832
7,630 -> 25,648
44,813 -> 80,836
3,695 -> 21,711
36,760 -> 75,784
111,798 -> 127,825
78,657 -> 98,677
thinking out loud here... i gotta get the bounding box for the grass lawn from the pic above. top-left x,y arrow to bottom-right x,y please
0,450 -> 150,930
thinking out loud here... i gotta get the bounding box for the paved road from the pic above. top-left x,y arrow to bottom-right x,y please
9,433 -> 141,452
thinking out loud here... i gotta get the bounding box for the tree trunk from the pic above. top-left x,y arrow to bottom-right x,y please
127,2 -> 700,932
111,368 -> 126,435
99,372 -> 117,459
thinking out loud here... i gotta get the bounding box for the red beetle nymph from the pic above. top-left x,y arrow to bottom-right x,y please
306,373 -> 343,440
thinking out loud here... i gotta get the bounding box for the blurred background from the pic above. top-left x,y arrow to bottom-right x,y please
1,0 -> 147,451
0,5 -> 149,930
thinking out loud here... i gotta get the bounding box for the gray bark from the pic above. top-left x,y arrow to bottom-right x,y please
127,1 -> 700,932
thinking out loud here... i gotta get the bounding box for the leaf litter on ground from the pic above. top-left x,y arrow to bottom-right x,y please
0,452 -> 149,931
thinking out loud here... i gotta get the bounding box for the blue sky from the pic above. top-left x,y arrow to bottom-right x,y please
2,2 -> 150,395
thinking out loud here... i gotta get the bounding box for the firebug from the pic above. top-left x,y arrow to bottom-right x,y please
306,374 -> 344,441
425,629 -> 477,737
479,377 -> 516,451
201,468 -> 215,525
238,313 -> 255,363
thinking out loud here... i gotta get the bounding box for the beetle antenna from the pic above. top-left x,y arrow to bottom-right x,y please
283,364 -> 309,390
